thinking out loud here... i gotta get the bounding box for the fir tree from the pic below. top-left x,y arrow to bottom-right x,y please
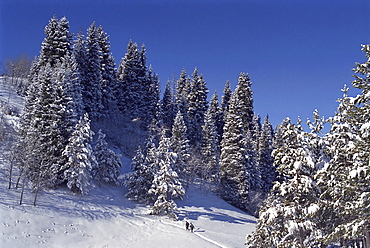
97,25 -> 116,114
83,22 -> 103,119
258,115 -> 276,192
161,80 -> 176,130
187,68 -> 208,147
200,99 -> 220,186
93,130 -> 122,186
235,72 -> 254,133
116,40 -> 150,124
247,117 -> 322,247
219,92 -> 250,210
63,113 -> 95,195
38,15 -> 72,67
170,111 -> 191,183
149,131 -> 185,219
125,137 -> 158,203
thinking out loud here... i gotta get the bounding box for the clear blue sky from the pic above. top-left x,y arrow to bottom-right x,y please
1,0 -> 369,128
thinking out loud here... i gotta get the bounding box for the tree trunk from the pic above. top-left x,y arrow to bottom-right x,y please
19,177 -> 26,205
33,187 -> 39,206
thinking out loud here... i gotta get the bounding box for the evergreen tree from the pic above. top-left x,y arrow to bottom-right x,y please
258,115 -> 276,192
125,137 -> 158,203
176,68 -> 191,116
83,22 -> 103,119
316,45 -> 370,244
116,40 -> 150,124
234,72 -> 254,133
187,68 -> 208,147
93,130 -> 122,186
244,129 -> 262,192
63,113 -> 95,194
170,111 -> 191,183
200,100 -> 220,185
38,15 -> 72,67
219,92 -> 250,209
144,65 -> 161,126
161,80 -> 176,130
221,80 -> 232,115
208,91 -> 223,146
149,131 -> 185,219
247,117 -> 322,247
97,25 -> 116,114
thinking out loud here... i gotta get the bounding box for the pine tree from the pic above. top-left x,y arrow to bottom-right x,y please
38,15 -> 72,67
221,80 -> 232,114
170,111 -> 191,183
219,92 -> 250,210
187,68 -> 208,147
200,99 -> 220,186
93,130 -> 122,186
144,65 -> 161,126
149,131 -> 185,219
83,22 -> 103,119
258,115 -> 276,192
97,25 -> 116,114
317,45 -> 370,244
161,80 -> 176,130
235,72 -> 254,133
63,113 -> 95,195
116,41 -> 151,125
208,91 -> 223,146
125,137 -> 158,203
247,117 -> 322,247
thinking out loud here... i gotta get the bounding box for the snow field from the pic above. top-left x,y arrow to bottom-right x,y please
0,165 -> 256,248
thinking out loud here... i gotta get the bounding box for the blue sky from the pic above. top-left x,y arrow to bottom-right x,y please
1,0 -> 369,128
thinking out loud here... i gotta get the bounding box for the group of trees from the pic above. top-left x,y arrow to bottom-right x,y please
4,15 -> 277,216
246,45 -> 370,247
125,67 -> 277,217
7,16 -> 122,205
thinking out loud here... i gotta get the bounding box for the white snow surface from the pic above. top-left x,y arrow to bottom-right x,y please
0,166 -> 256,247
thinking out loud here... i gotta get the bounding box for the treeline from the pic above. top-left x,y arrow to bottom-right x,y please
4,15 -> 275,215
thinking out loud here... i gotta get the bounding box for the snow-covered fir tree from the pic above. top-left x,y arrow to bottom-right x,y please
125,137 -> 158,204
142,65 -> 161,127
170,111 -> 191,184
175,68 -> 190,129
219,92 -> 250,210
93,129 -> 122,186
187,68 -> 208,148
246,117 -> 323,247
38,15 -> 72,67
116,41 -> 151,125
97,25 -> 116,115
208,91 -> 224,147
161,80 -> 176,130
83,22 -> 103,119
316,45 -> 370,245
63,113 -> 95,195
244,129 -> 262,192
234,72 -> 254,133
200,97 -> 220,186
258,115 -> 276,192
149,131 -> 185,219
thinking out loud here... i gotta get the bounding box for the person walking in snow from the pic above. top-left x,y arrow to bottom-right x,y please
185,220 -> 189,231
189,222 -> 194,233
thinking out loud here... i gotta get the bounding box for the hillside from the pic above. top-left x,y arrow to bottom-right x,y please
0,78 -> 256,247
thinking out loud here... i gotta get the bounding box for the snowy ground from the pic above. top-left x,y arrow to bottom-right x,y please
0,166 -> 256,248
0,77 -> 256,248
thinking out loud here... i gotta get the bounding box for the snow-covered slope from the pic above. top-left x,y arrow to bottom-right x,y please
0,78 -> 256,248
0,166 -> 256,247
